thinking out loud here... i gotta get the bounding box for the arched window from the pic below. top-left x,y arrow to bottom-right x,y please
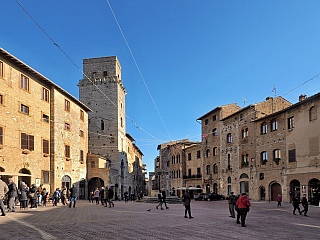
310,106 -> 317,121
242,128 -> 248,138
213,147 -> 218,156
227,154 -> 231,168
261,151 -> 268,165
172,155 -> 175,165
240,173 -> 249,179
121,160 -> 124,177
227,176 -> 231,183
101,120 -> 104,130
227,133 -> 232,143
91,161 -> 95,168
271,119 -> 278,131
206,165 -> 211,175
213,164 -> 218,174
206,149 -> 210,158
176,154 -> 180,163
177,169 -> 180,178
212,128 -> 217,136
261,122 -> 267,134
121,117 -> 123,127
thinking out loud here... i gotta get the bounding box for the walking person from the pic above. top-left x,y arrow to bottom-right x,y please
89,191 -> 94,203
37,184 -> 43,206
94,187 -> 100,205
69,184 -> 78,208
61,187 -> 67,206
104,187 -> 109,207
124,191 -> 128,203
235,194 -> 241,224
42,188 -> 48,207
236,193 -> 251,227
156,190 -> 164,210
227,192 -> 236,218
182,188 -> 193,218
108,187 -> 114,207
300,194 -> 308,216
53,188 -> 60,206
7,178 -> 18,212
277,194 -> 282,207
19,182 -> 28,209
162,188 -> 169,209
0,176 -> 9,216
292,196 -> 301,215
100,187 -> 105,206
29,184 -> 38,209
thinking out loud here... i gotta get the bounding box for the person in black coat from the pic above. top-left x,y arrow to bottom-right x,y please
162,188 -> 169,209
292,196 -> 301,215
300,194 -> 308,216
19,182 -> 28,209
108,187 -> 114,207
30,184 -> 38,209
7,178 -> 18,212
182,189 -> 193,219
69,184 -> 78,208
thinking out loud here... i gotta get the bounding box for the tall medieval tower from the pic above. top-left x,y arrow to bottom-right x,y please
78,56 -> 127,185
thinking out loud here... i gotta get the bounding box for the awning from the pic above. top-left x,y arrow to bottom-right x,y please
0,172 -> 32,177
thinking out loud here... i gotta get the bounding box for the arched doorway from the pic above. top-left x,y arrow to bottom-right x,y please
88,177 -> 104,197
79,179 -> 86,199
240,173 -> 249,196
206,184 -> 210,194
309,178 -> 320,205
260,186 -> 266,200
270,182 -> 281,201
62,175 -> 71,190
18,168 -> 31,188
290,179 -> 300,202
213,183 -> 218,194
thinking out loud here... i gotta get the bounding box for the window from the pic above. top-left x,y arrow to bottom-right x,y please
101,120 -> 104,130
103,71 -> 108,76
167,161 -> 170,167
0,61 -> 3,78
289,149 -> 296,162
227,176 -> 231,183
80,110 -> 84,121
177,154 -> 180,163
65,123 -> 71,131
43,139 -> 49,154
188,153 -> 192,161
0,94 -> 3,105
213,128 -> 217,136
271,119 -> 278,131
0,126 -> 3,145
259,173 -> 264,180
42,171 -> 49,184
273,149 -> 281,160
172,155 -> 175,165
242,154 -> 249,167
188,169 -> 191,177
212,115 -> 216,121
261,151 -> 268,164
91,161 -> 95,168
65,99 -> 70,112
213,164 -> 218,174
20,104 -> 29,115
197,167 -> 201,175
206,165 -> 211,175
261,122 -> 267,134
42,114 -> 49,123
42,88 -> 49,102
242,128 -> 248,138
205,119 -> 208,125
20,74 -> 29,91
310,106 -> 317,121
288,116 -> 294,130
65,145 -> 70,158
177,169 -> 180,178
206,149 -> 210,158
197,150 -> 201,158
240,114 -> 244,121
21,133 -> 34,151
227,133 -> 232,143
213,147 -> 218,156
80,130 -> 84,138
121,117 -> 123,127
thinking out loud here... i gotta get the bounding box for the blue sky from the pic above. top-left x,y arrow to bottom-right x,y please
3,1 -> 320,173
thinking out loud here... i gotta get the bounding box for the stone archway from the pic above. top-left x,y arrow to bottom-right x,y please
259,186 -> 266,200
62,175 -> 72,190
18,168 -> 31,188
290,179 -> 300,202
309,178 -> 320,205
270,182 -> 281,201
88,177 -> 104,198
240,173 -> 249,196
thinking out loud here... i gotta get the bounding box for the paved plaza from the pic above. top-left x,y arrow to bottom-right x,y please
0,199 -> 320,240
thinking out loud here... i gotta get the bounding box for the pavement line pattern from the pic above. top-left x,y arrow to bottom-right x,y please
293,223 -> 320,229
6,215 -> 57,240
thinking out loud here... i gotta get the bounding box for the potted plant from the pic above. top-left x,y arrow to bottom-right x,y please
261,159 -> 268,165
274,158 -> 281,165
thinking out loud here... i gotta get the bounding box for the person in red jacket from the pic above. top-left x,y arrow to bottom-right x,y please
236,193 -> 251,227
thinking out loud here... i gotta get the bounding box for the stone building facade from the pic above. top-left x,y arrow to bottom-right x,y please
78,56 -> 145,200
0,48 -> 90,197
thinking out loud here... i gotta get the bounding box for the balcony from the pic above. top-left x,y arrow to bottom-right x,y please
183,174 -> 202,179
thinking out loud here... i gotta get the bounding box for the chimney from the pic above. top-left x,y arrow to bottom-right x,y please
299,94 -> 307,102
266,97 -> 273,101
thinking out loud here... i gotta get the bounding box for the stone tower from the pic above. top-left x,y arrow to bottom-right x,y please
78,56 -> 126,181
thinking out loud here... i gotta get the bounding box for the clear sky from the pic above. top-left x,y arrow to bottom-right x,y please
2,1 -> 320,173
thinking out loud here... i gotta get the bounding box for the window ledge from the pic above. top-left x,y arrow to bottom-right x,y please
66,158 -> 71,161
43,154 -> 49,157
22,150 -> 30,154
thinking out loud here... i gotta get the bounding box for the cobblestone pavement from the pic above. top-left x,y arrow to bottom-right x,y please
0,199 -> 320,240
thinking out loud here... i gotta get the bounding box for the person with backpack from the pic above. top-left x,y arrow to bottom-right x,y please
236,193 -> 251,227
53,188 -> 60,206
41,188 -> 48,207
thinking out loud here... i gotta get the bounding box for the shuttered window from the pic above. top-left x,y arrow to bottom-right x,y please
65,145 -> 70,158
43,139 -> 49,154
80,150 -> 84,162
21,133 -> 34,151
0,126 -> 3,145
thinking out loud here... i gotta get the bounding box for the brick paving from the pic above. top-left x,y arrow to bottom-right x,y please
0,200 -> 320,239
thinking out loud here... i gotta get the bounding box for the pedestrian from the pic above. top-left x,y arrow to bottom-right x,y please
227,192 -> 237,218
7,178 -> 18,212
29,184 -> 38,209
61,187 -> 67,206
0,176 -> 9,216
94,187 -> 100,204
42,188 -> 48,207
124,191 -> 128,203
69,184 -> 78,208
300,194 -> 308,216
100,187 -> 105,205
25,183 -> 29,208
182,188 -> 193,218
156,190 -> 164,210
108,187 -> 114,207
53,188 -> 60,206
104,187 -> 109,207
89,191 -> 94,203
236,193 -> 251,227
277,194 -> 282,207
235,194 -> 241,224
162,188 -> 169,209
292,196 -> 301,215
19,182 -> 28,209
37,184 -> 43,206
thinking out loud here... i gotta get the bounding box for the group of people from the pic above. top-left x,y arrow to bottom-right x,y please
156,188 -> 169,210
227,192 -> 251,227
88,186 -> 115,208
